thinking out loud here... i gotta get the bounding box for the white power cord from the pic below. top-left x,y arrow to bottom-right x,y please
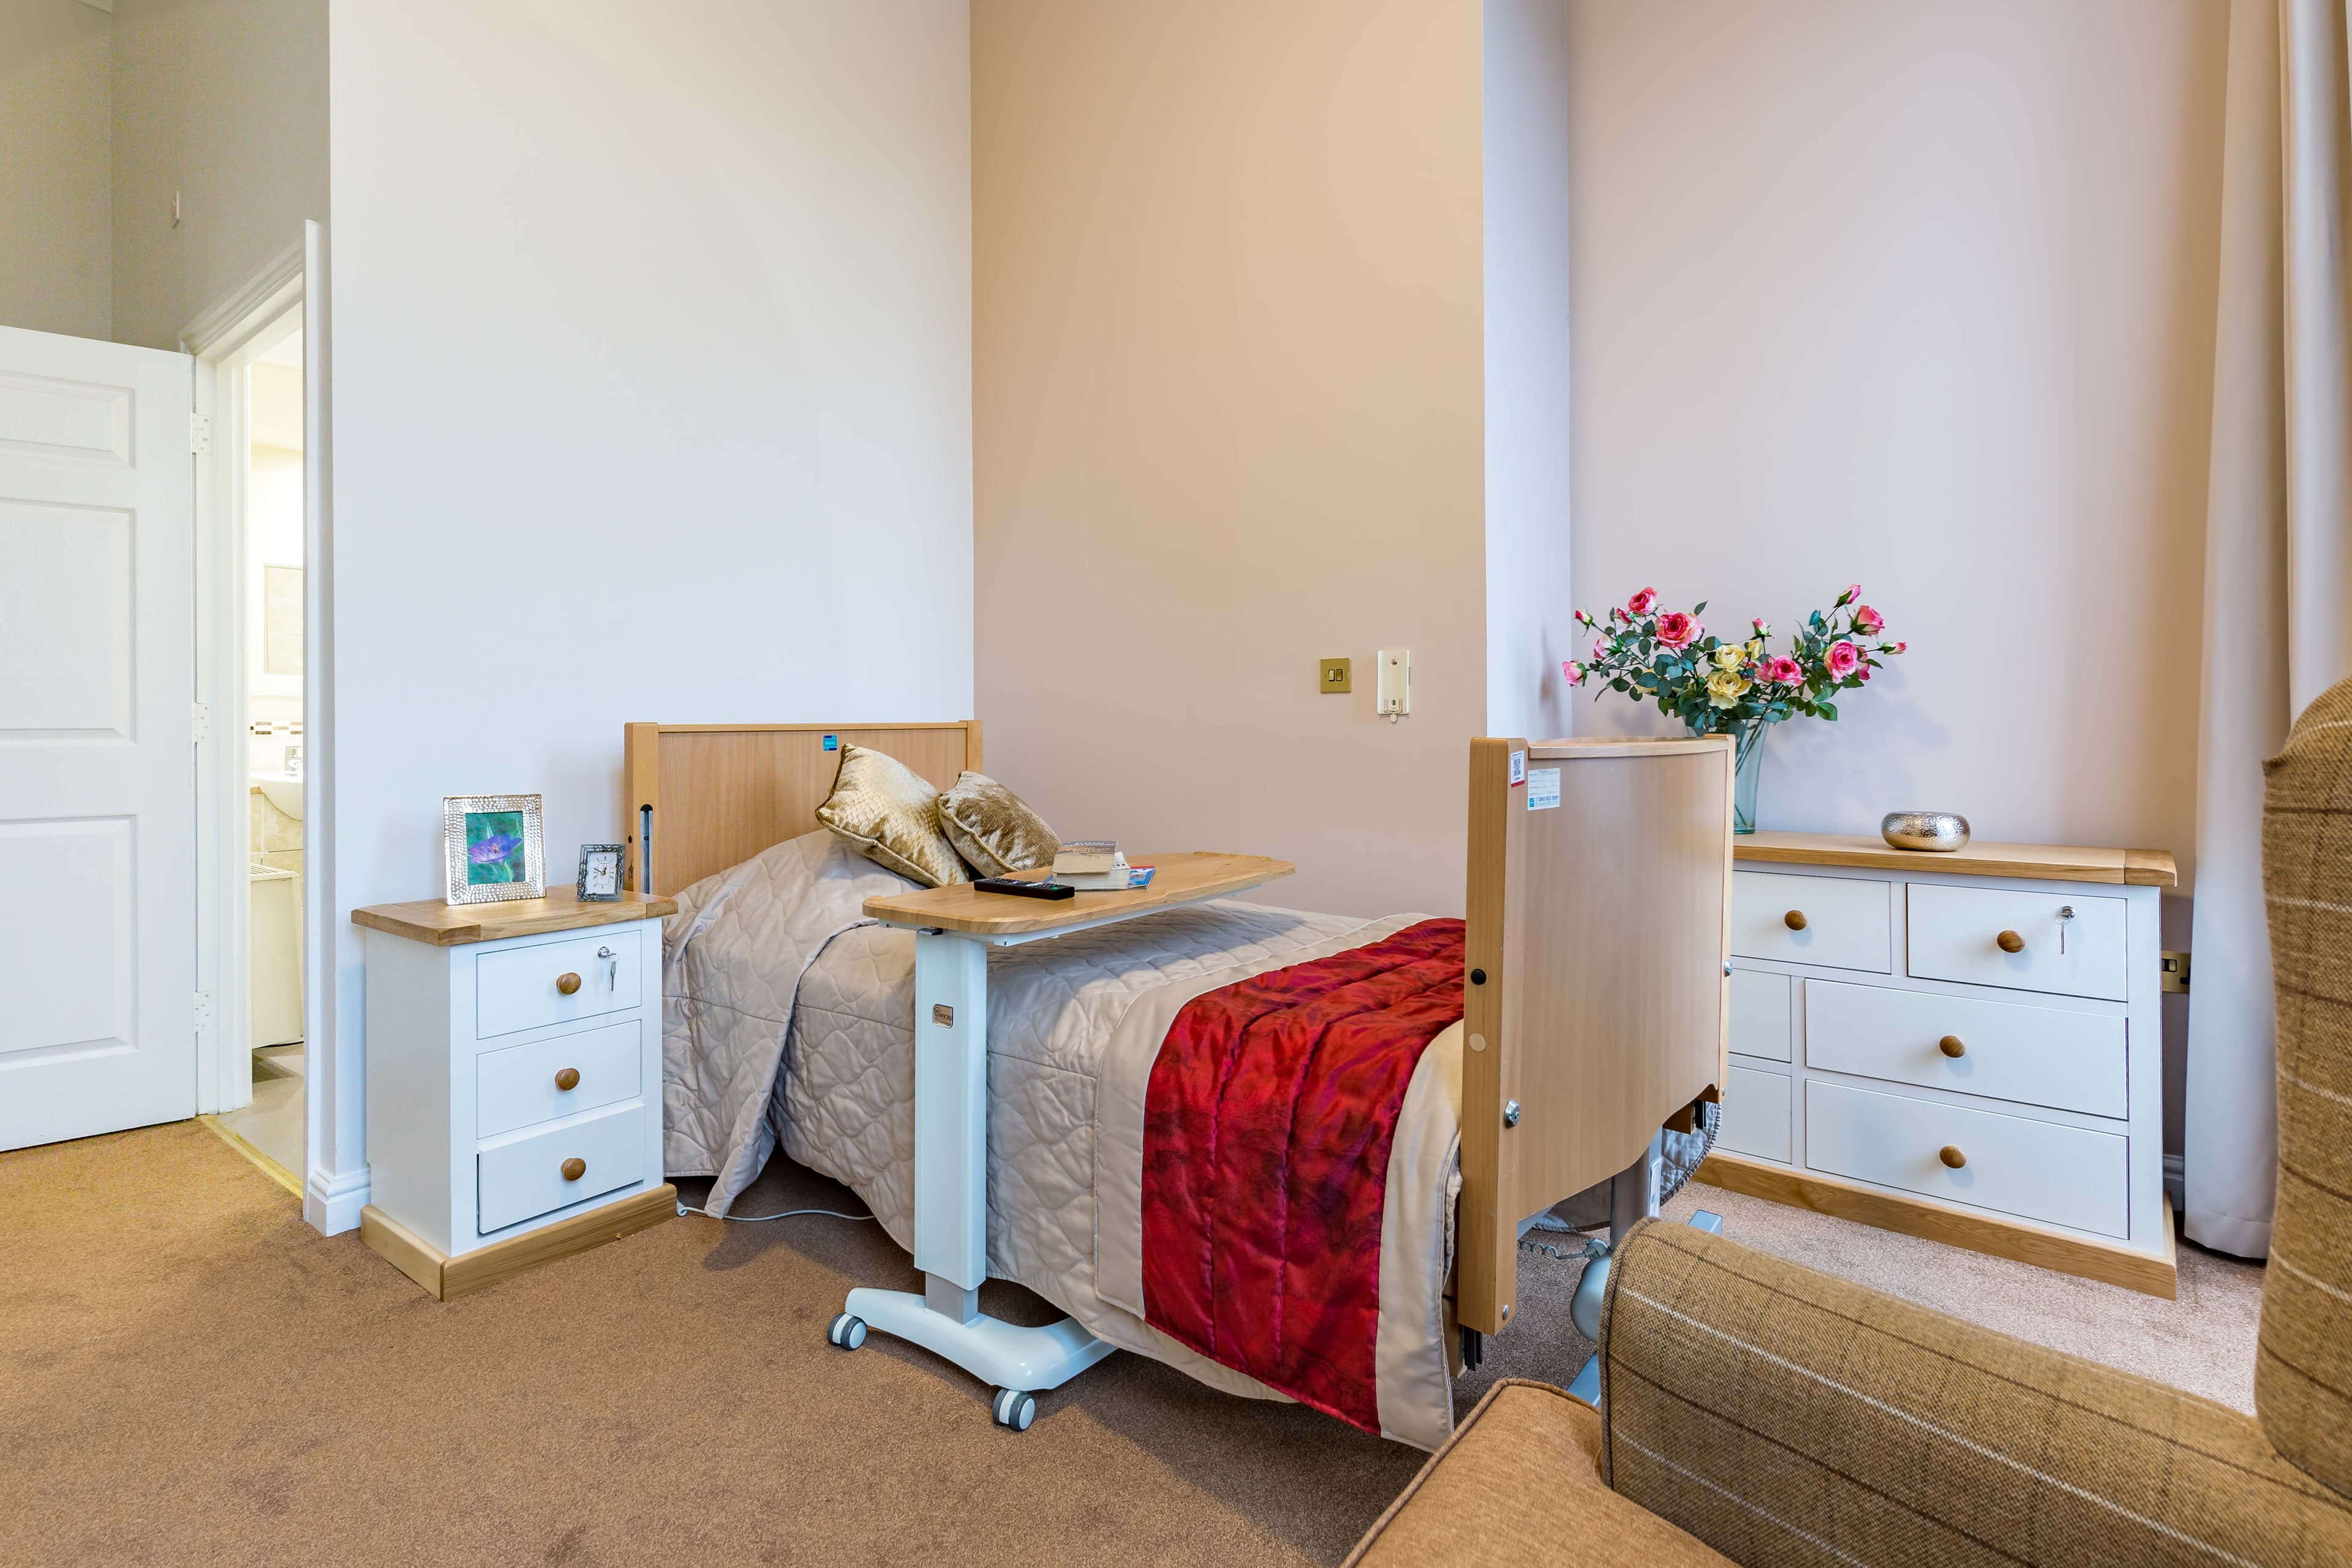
676,1199 -> 873,1224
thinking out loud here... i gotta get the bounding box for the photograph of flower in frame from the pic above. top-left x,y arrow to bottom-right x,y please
442,794 -> 546,905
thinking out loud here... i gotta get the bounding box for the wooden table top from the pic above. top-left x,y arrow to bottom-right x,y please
352,888 -> 679,946
1735,831 -> 2177,888
862,851 -> 1294,937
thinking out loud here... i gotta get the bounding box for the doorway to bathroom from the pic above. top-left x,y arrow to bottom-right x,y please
187,249 -> 318,1194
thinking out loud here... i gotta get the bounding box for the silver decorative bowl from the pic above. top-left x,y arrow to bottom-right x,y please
1882,811 -> 1970,852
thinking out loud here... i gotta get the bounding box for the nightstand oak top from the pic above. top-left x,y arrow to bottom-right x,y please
1735,831 -> 2177,888
352,888 -> 678,946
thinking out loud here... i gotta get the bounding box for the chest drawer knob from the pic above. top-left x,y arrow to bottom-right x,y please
556,971 -> 583,995
554,1067 -> 581,1091
1939,1145 -> 1967,1170
1938,1035 -> 1967,1058
560,1156 -> 587,1182
1782,910 -> 1808,932
1994,930 -> 2024,954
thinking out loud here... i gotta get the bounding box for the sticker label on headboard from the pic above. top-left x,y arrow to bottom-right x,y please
823,734 -> 839,751
1526,767 -> 1561,810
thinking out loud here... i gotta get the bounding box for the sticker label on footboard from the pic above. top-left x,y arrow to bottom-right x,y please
1527,767 -> 1561,810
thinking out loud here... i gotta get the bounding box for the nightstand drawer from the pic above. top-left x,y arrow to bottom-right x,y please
1805,979 -> 2125,1117
1806,1079 -> 2128,1238
1732,871 -> 1890,972
475,929 -> 642,1039
1719,1064 -> 1792,1163
1906,884 -> 2126,1001
477,1102 -> 646,1233
477,1020 -> 641,1137
1729,969 -> 1793,1063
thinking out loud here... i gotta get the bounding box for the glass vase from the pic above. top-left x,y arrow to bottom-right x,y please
1688,717 -> 1768,834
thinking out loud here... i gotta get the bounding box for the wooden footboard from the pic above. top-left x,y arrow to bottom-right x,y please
1457,736 -> 1733,1336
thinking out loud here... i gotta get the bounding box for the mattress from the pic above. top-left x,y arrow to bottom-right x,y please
662,831 -> 1464,1447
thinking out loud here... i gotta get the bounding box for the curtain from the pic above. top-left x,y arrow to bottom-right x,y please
2185,0 -> 2352,1259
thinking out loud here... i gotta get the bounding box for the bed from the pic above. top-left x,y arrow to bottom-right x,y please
628,720 -> 1733,1448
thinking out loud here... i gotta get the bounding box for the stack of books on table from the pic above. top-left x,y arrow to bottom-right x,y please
1052,841 -> 1154,890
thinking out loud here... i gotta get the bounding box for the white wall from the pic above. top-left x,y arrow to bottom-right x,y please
0,0 -> 113,339
111,0 -> 327,349
973,0 -> 1489,919
1482,0 -> 1576,741
322,0 -> 974,1225
1563,0 -> 2227,883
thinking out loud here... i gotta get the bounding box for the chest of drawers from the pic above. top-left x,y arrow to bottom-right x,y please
352,889 -> 678,1299
1700,832 -> 2177,1297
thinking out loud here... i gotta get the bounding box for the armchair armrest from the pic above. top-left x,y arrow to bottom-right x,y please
1600,1220 -> 2352,1566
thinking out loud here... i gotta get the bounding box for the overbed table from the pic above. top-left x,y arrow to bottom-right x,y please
830,851 -> 1292,1430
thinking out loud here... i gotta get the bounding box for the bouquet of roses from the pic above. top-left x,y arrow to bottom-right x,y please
1561,584 -> 1904,734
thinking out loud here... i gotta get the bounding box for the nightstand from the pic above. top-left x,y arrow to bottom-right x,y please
352,887 -> 678,1299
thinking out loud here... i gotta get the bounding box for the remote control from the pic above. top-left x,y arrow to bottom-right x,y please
973,877 -> 1076,900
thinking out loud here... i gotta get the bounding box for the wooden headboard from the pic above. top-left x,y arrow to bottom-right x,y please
621,721 -> 982,897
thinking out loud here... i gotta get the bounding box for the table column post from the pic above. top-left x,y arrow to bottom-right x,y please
912,930 -> 988,1313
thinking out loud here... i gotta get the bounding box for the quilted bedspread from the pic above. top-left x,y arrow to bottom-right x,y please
661,831 -> 1467,1447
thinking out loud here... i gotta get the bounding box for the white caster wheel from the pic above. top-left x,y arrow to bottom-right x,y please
826,1313 -> 867,1351
990,1387 -> 1036,1431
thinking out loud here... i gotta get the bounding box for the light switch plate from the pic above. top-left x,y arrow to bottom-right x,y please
1376,647 -> 1411,718
1320,657 -> 1352,694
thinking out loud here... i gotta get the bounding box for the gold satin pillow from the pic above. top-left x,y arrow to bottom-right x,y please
815,745 -> 970,888
937,772 -> 1060,878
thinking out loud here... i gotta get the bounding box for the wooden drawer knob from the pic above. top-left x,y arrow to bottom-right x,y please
556,971 -> 583,995
1995,930 -> 2024,954
554,1067 -> 581,1091
1939,1145 -> 1967,1169
1939,1035 -> 1966,1058
560,1156 -> 586,1182
1782,910 -> 1808,932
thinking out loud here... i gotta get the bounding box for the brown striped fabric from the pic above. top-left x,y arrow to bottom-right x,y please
2259,675 -> 2352,1495
1599,1220 -> 2352,1566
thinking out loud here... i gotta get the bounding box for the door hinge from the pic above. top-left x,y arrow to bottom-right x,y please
194,991 -> 215,1031
191,700 -> 209,744
189,413 -> 212,454
2160,951 -> 2191,994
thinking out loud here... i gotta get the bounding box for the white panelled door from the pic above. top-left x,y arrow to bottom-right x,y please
0,325 -> 197,1151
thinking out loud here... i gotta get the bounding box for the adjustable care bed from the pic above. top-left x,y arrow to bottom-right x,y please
628,720 -> 1733,1449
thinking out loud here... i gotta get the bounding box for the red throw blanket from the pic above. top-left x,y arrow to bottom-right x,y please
1140,918 -> 1465,1433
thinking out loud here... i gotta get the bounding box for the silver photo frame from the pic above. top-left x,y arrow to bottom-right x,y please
576,843 -> 626,902
442,794 -> 546,905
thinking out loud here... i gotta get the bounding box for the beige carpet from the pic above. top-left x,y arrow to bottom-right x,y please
3,1124 -> 2263,1565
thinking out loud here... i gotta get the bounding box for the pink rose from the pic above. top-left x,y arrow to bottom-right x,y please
1856,663 -> 1872,682
1892,641 -> 1907,654
1611,606 -> 1628,624
1562,660 -> 1584,687
1826,640 -> 1862,679
1853,605 -> 1883,635
1626,587 -> 1659,617
1836,583 -> 1860,607
1752,617 -> 1770,636
1574,608 -> 1592,627
1592,637 -> 1610,662
1760,655 -> 1803,685
1655,612 -> 1700,650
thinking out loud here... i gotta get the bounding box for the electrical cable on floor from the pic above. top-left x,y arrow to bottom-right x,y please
675,1200 -> 873,1223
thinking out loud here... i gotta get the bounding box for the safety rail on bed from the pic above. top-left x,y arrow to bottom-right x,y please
1457,736 -> 1733,1337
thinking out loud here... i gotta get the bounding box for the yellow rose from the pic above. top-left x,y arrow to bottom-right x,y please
1705,668 -> 1751,707
1746,638 -> 1765,659
1713,646 -> 1745,671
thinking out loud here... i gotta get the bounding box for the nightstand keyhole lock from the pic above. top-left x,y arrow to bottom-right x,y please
2056,907 -> 2074,957
598,945 -> 617,989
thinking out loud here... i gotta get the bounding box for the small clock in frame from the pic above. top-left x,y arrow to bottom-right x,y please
576,843 -> 627,902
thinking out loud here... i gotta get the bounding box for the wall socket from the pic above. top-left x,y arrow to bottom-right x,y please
1319,657 -> 1352,693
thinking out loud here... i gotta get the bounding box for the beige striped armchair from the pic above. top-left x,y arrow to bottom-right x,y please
1349,677 -> 2352,1568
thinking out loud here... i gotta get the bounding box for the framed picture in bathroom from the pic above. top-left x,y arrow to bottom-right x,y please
442,794 -> 546,905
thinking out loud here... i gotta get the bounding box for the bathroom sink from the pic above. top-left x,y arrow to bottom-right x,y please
251,773 -> 304,820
